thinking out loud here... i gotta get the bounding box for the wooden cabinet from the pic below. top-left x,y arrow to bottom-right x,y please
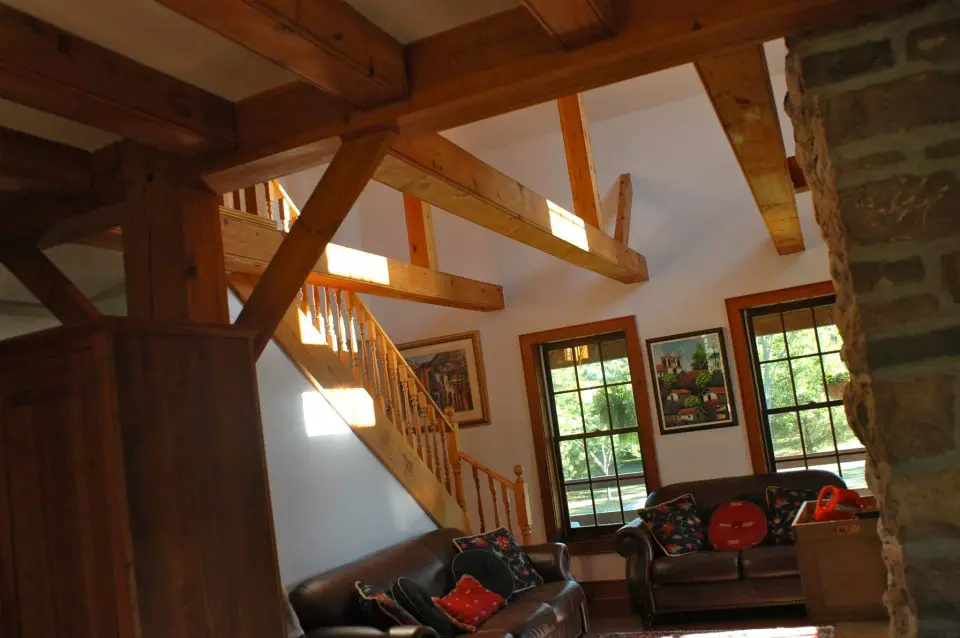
0,319 -> 283,638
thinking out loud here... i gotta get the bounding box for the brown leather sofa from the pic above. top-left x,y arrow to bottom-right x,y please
290,528 -> 589,638
615,470 -> 845,626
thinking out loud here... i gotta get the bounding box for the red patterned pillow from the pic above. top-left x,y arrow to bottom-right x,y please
432,574 -> 506,632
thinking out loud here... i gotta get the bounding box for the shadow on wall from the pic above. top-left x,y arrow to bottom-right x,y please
227,292 -> 436,586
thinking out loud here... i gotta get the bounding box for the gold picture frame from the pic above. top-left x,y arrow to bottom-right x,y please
397,330 -> 491,427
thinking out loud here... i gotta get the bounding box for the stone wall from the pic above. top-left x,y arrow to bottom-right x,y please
785,1 -> 960,635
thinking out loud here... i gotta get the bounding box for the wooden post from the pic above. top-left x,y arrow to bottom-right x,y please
403,193 -> 438,270
514,465 -> 534,545
445,406 -> 467,512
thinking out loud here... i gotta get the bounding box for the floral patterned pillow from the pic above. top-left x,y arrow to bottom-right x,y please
637,493 -> 705,556
766,486 -> 818,544
453,527 -> 543,593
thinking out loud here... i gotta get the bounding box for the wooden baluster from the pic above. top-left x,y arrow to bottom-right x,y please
489,475 -> 501,529
514,465 -> 534,544
445,414 -> 465,510
263,181 -> 276,221
299,284 -> 310,319
221,193 -> 230,208
412,389 -> 427,463
472,465 -> 485,533
391,353 -> 408,436
323,288 -> 336,351
243,185 -> 258,215
502,483 -> 515,537
369,328 -> 385,415
311,285 -> 324,340
439,418 -> 452,493
335,290 -> 348,364
354,304 -> 371,391
347,295 -> 360,375
429,407 -> 443,482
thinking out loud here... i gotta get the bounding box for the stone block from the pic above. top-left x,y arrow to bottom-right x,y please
850,256 -> 925,293
886,467 -> 960,533
860,293 -> 939,330
823,72 -> 960,146
836,150 -> 907,174
872,375 -> 957,462
926,138 -> 960,159
839,172 -> 960,245
801,40 -> 896,88
942,251 -> 960,302
905,554 -> 960,620
907,17 -> 960,63
866,323 -> 960,368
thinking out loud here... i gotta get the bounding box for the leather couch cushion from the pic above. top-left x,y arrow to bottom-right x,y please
479,600 -> 554,635
481,581 -> 585,637
740,545 -> 799,579
652,550 -> 739,585
514,580 -> 585,627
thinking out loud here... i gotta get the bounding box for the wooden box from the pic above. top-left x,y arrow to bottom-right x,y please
792,500 -> 887,623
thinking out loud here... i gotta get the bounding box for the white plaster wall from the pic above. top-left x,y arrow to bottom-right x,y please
354,72 -> 831,580
227,292 -> 437,586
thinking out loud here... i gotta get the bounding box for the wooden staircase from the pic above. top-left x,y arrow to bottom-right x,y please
227,182 -> 533,542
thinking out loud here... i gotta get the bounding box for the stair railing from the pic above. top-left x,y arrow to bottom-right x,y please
222,181 -> 534,544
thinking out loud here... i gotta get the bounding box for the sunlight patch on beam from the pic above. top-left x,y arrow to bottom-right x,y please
324,387 -> 377,428
547,200 -> 589,250
322,244 -> 391,285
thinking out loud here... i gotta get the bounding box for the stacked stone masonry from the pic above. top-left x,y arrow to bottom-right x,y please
785,1 -> 960,636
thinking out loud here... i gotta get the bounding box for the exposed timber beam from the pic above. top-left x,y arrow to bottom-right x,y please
155,0 -> 406,107
695,45 -> 804,255
202,0 -> 905,188
403,194 -> 438,270
613,174 -> 632,244
557,94 -> 601,227
375,134 -> 648,283
0,126 -> 92,191
0,247 -> 101,324
0,4 -> 235,152
788,156 -> 809,193
522,0 -> 617,48
237,131 -> 395,355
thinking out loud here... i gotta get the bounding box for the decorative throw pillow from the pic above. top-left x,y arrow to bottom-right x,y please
392,577 -> 456,638
637,493 -> 705,556
355,581 -> 419,630
766,486 -> 818,544
432,574 -> 506,633
452,549 -> 516,600
707,501 -> 768,551
453,527 -> 543,593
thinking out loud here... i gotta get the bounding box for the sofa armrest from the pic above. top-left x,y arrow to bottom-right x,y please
614,518 -> 660,561
306,627 -> 439,638
523,542 -> 572,582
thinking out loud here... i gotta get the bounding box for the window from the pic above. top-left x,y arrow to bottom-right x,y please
726,283 -> 868,492
520,317 -> 660,548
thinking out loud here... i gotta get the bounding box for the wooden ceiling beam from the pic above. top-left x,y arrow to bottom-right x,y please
788,156 -> 809,193
374,134 -> 648,283
0,4 -> 235,152
0,247 -> 101,324
613,173 -> 632,244
203,0 -> 904,187
557,94 -> 601,227
403,194 -> 438,270
237,131 -> 395,356
0,126 -> 92,192
522,0 -> 617,48
695,44 -> 804,255
155,0 -> 407,107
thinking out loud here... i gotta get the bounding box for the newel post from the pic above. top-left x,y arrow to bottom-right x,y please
444,406 -> 467,511
514,465 -> 534,545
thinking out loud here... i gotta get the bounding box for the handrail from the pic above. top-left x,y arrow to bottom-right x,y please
222,180 -> 533,543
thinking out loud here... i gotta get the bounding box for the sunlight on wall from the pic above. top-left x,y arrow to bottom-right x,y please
301,388 -> 377,437
298,311 -> 325,345
547,200 -> 589,250
324,244 -> 391,284
326,388 -> 377,428
301,391 -> 352,437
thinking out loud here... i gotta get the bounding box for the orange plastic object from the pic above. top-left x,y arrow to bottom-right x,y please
814,485 -> 862,522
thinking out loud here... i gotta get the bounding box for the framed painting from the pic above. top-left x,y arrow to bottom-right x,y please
397,330 -> 490,427
646,328 -> 738,435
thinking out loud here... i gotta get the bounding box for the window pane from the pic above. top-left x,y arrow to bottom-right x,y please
619,477 -> 648,513
769,412 -> 802,459
592,480 -> 624,525
814,305 -> 842,352
554,391 -> 584,436
586,436 -> 616,480
832,406 -> 863,450
576,342 -> 605,388
547,348 -> 579,392
761,360 -> 796,409
807,458 -> 841,478
608,383 -> 637,430
792,356 -> 827,405
799,408 -> 836,455
601,339 -> 631,383
559,440 -> 588,481
565,485 -> 595,528
752,313 -> 787,361
822,352 -> 849,401
613,432 -> 643,474
582,388 -> 611,432
840,458 -> 868,490
784,308 -> 818,356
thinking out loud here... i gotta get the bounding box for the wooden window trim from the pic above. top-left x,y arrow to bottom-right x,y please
724,281 -> 835,474
519,316 -> 661,551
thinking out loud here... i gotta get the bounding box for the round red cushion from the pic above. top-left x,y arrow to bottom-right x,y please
708,501 -> 767,551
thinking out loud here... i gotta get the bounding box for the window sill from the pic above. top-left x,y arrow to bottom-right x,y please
566,537 -> 617,555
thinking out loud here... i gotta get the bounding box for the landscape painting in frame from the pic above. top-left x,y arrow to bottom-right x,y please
646,328 -> 738,435
397,331 -> 490,427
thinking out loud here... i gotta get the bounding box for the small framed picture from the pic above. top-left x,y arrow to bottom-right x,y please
397,331 -> 490,427
646,328 -> 738,435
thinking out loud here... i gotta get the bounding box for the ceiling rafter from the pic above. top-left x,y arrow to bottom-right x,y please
557,94 -> 601,227
522,0 -> 618,48
0,126 -> 93,192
